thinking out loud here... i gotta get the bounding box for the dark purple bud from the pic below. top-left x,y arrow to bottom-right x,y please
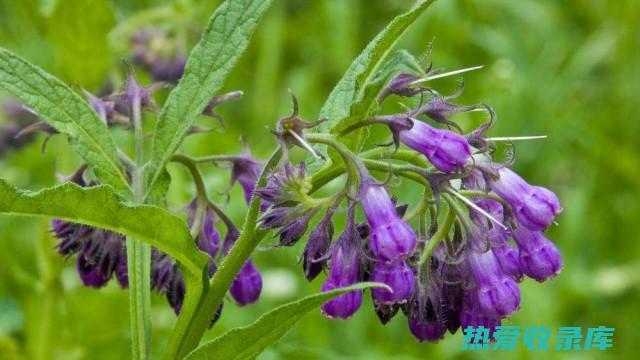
359,176 -> 417,262
399,120 -> 471,173
371,259 -> 416,304
166,266 -> 185,315
198,208 -> 221,257
276,211 -> 313,247
321,205 -> 363,319
467,250 -> 521,318
442,262 -> 464,334
420,95 -> 477,128
115,253 -> 129,288
302,211 -> 334,281
230,259 -> 263,306
512,228 -> 562,282
259,206 -> 295,229
94,232 -> 125,278
487,166 -> 562,231
408,317 -> 447,343
51,220 -> 92,255
379,73 -> 423,101
76,256 -> 110,288
151,250 -> 175,292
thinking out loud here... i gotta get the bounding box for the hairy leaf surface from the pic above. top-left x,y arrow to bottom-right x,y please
0,180 -> 207,275
184,282 -> 388,360
0,48 -> 131,197
147,0 -> 272,200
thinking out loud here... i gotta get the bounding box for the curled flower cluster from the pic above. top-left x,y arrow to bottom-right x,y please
254,59 -> 562,342
40,64 -> 262,326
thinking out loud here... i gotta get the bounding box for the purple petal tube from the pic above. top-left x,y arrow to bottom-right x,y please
360,178 -> 417,262
492,244 -> 524,282
467,250 -> 521,318
321,206 -> 363,319
371,259 -> 416,304
488,166 -> 561,231
199,209 -> 221,257
512,228 -> 562,282
321,277 -> 363,319
399,120 -> 471,173
230,259 -> 263,306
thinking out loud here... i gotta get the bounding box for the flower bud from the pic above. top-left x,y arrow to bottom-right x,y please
230,260 -> 263,306
198,208 -> 221,257
115,254 -> 129,288
467,250 -> 521,318
151,250 -> 175,292
76,256 -> 110,288
408,317 -> 447,343
512,228 -> 562,282
371,259 -> 416,304
460,291 -> 501,338
488,166 -> 561,231
360,177 -> 417,262
492,243 -> 523,282
399,120 -> 471,173
302,211 -> 334,281
276,211 -> 313,247
321,205 -> 363,319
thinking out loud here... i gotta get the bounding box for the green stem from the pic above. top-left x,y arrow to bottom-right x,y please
418,204 -> 455,267
128,96 -> 151,360
169,148 -> 283,359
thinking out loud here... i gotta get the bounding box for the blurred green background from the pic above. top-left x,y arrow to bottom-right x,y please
1,0 -> 639,359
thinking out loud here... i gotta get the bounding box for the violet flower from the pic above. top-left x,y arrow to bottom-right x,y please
487,166 -> 561,231
321,205 -> 363,319
230,260 -> 263,306
466,249 -> 521,318
370,259 -> 416,304
512,227 -> 563,282
359,175 -> 417,262
399,119 -> 471,173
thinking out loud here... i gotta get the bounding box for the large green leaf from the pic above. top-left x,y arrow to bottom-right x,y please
0,179 -> 208,276
146,0 -> 273,201
0,49 -> 132,198
317,0 -> 435,154
184,282 -> 388,360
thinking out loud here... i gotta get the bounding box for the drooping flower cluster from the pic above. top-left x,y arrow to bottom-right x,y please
37,64 -> 261,326
255,58 -> 563,343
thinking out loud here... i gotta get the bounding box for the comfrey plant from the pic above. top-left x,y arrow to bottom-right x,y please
0,0 -> 562,359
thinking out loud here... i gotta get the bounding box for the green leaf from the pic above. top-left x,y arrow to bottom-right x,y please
184,282 -> 389,360
146,0 -> 273,201
0,48 -> 132,198
317,0 -> 435,153
0,179 -> 208,276
332,49 -> 426,140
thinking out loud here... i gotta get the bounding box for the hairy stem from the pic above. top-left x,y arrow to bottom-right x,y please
170,147 -> 283,359
128,96 -> 152,360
